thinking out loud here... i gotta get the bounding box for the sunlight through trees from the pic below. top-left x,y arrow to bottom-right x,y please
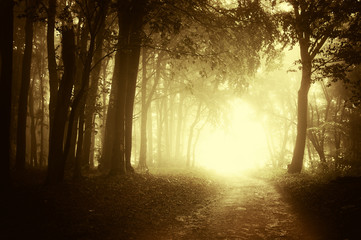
3,1 -> 361,239
2,0 -> 361,183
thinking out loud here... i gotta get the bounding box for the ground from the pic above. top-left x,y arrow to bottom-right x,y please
2,169 -> 361,239
163,175 -> 307,240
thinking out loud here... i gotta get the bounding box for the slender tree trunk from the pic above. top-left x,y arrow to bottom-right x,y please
163,96 -> 171,163
90,126 -> 95,168
192,116 -> 208,168
82,3 -> 108,169
265,127 -> 276,167
29,81 -> 38,167
16,0 -> 35,170
0,0 -> 14,190
169,94 -> 175,159
147,105 -> 154,165
288,40 -> 311,173
157,99 -> 163,166
47,0 -> 58,138
175,94 -> 184,158
100,61 -> 110,168
279,119 -> 292,167
333,97 -> 344,170
101,58 -> 118,172
186,103 -> 202,168
137,49 -> 162,170
74,112 -> 85,179
39,63 -> 45,166
64,28 -> 98,179
138,48 -> 149,171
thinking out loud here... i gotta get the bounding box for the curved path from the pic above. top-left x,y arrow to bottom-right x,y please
163,175 -> 313,240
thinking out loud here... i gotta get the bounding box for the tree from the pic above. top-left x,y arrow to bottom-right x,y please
0,0 -> 14,190
277,0 -> 358,173
106,0 -> 146,175
64,0 -> 110,179
16,0 -> 38,170
82,4 -> 109,170
138,49 -> 163,171
46,0 -> 58,140
46,24 -> 76,184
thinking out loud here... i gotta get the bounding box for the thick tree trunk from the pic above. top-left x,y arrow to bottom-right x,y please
46,27 -> 76,184
16,1 -> 35,170
109,49 -> 127,175
0,0 -> 14,190
109,0 -> 145,174
124,0 -> 144,172
124,43 -> 141,173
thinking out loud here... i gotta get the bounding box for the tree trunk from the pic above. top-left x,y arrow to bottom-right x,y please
39,62 -> 45,167
288,41 -> 311,173
157,98 -> 163,166
101,57 -> 118,172
186,103 -> 202,168
137,49 -> 162,170
175,93 -> 185,159
192,115 -> 208,168
47,0 -> 58,139
0,0 -> 14,190
46,27 -> 76,184
29,81 -> 38,167
109,0 -> 145,174
74,111 -> 85,179
124,41 -> 141,173
82,2 -> 108,169
124,0 -> 144,172
16,0 -> 35,170
138,48 -> 149,171
147,105 -> 154,165
109,47 -> 127,175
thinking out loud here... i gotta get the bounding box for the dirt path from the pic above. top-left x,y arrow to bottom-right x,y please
161,175 -> 311,240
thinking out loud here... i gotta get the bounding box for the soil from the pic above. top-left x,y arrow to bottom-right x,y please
2,169 -> 361,240
163,175 -> 308,240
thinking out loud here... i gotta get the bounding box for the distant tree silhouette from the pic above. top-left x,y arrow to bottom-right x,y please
16,0 -> 38,171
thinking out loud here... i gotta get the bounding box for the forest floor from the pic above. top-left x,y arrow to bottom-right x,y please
2,168 -> 361,240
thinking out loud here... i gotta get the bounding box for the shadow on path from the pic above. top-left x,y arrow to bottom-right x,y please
163,175 -> 314,240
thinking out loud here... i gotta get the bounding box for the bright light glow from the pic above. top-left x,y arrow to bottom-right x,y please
198,99 -> 268,175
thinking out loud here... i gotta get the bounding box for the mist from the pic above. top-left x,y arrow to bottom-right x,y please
1,0 -> 361,239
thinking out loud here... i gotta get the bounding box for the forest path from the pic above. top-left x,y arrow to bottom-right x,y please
161,175 -> 311,240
